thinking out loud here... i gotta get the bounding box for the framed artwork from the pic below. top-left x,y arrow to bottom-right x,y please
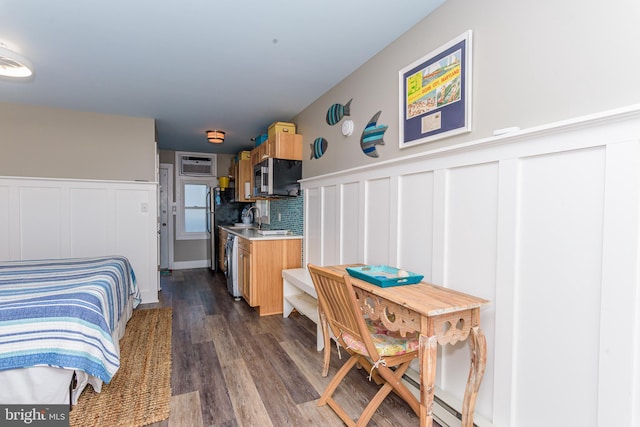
399,30 -> 472,148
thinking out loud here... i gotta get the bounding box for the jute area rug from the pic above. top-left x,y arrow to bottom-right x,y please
70,308 -> 172,427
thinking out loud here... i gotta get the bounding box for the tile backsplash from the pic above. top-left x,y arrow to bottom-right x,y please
269,191 -> 303,235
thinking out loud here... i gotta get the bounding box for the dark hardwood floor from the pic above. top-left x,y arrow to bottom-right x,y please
143,268 -> 437,427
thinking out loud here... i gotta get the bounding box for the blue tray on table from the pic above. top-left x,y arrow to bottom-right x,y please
345,265 -> 424,288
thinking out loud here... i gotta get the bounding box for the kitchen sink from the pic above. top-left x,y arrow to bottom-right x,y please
256,229 -> 290,235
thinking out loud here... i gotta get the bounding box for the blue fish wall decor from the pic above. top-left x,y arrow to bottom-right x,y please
326,98 -> 352,126
310,137 -> 328,159
360,111 -> 388,158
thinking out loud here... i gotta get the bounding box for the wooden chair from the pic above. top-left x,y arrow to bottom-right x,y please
308,264 -> 420,426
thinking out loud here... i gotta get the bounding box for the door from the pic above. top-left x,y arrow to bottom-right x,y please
159,164 -> 173,270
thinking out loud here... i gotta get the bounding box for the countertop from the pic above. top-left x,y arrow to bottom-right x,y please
219,224 -> 303,241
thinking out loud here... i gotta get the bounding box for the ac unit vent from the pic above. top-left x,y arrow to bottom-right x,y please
180,156 -> 214,176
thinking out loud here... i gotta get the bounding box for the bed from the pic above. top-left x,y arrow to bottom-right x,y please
0,255 -> 139,405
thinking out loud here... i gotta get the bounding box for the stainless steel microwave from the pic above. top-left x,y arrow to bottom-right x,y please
253,158 -> 302,197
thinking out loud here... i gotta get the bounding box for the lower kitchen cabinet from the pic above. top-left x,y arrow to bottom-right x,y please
236,236 -> 302,316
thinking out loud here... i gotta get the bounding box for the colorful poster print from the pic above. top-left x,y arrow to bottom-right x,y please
399,31 -> 472,148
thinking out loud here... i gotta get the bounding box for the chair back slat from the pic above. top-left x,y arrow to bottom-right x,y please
308,264 -> 364,344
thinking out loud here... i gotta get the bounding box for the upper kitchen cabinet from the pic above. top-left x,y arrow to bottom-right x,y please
251,133 -> 303,165
231,153 -> 255,202
251,122 -> 302,166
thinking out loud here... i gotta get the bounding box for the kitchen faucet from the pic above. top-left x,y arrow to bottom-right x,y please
247,206 -> 262,229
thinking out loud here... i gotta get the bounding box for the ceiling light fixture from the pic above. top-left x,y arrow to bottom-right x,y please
206,130 -> 225,144
0,43 -> 34,79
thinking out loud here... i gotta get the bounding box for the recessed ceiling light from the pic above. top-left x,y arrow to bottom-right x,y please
0,43 -> 34,79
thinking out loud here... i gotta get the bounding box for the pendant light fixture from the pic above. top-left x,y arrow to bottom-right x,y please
206,130 -> 225,144
0,43 -> 34,79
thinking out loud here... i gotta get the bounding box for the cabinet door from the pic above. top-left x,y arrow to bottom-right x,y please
236,159 -> 255,202
251,144 -> 270,166
238,238 -> 255,305
272,134 -> 303,160
238,247 -> 247,301
264,140 -> 274,159
250,147 -> 261,167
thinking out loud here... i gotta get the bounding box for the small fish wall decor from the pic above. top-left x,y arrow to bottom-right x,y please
326,98 -> 352,126
360,111 -> 388,158
310,137 -> 328,159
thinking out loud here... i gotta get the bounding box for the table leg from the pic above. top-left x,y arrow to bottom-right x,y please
419,334 -> 438,427
461,326 -> 487,427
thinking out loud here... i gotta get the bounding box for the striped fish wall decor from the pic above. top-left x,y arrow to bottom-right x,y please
326,98 -> 353,125
360,111 -> 388,157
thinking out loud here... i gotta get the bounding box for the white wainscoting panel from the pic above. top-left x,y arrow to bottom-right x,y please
397,171 -> 434,281
364,178 -> 392,265
340,181 -> 361,265
321,185 -> 339,266
300,105 -> 640,427
515,147 -> 605,426
0,177 -> 159,304
20,186 -> 64,259
70,187 -> 110,256
441,161 -> 499,415
304,187 -> 321,266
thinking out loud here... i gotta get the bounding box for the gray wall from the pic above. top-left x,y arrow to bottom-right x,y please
0,102 -> 156,181
295,0 -> 640,177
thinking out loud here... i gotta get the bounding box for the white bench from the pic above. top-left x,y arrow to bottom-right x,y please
282,268 -> 324,351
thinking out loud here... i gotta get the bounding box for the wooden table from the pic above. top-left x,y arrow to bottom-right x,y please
324,265 -> 489,427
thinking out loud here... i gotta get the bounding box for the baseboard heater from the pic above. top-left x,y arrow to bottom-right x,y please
402,368 -> 495,427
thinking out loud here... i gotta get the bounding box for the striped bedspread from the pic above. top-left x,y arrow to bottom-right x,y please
0,256 -> 139,383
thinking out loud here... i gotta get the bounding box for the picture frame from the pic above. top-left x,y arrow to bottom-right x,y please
399,30 -> 472,149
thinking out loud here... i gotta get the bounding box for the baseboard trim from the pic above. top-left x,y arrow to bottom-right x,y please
402,369 -> 495,427
172,260 -> 210,270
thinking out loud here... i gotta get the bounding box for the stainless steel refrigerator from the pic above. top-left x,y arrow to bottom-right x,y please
207,186 -> 248,271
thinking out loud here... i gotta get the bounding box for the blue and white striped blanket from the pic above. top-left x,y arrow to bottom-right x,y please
0,256 -> 139,383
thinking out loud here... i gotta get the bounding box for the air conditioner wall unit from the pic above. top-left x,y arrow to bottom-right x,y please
180,156 -> 214,176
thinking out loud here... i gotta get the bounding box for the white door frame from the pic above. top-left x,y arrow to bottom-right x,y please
159,163 -> 174,270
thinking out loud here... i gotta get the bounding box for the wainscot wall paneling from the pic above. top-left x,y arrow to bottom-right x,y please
304,187 -> 321,266
340,182 -> 360,265
322,185 -> 339,266
0,177 -> 159,304
300,104 -> 640,427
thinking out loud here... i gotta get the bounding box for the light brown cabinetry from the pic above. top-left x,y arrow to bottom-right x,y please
233,158 -> 255,202
236,236 -> 302,316
251,133 -> 303,167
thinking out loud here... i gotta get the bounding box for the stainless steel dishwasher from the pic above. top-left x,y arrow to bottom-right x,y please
224,233 -> 241,300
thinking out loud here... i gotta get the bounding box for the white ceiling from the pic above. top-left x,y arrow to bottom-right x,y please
0,0 -> 444,154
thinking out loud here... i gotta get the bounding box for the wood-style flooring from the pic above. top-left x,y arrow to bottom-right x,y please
143,268 -> 439,427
